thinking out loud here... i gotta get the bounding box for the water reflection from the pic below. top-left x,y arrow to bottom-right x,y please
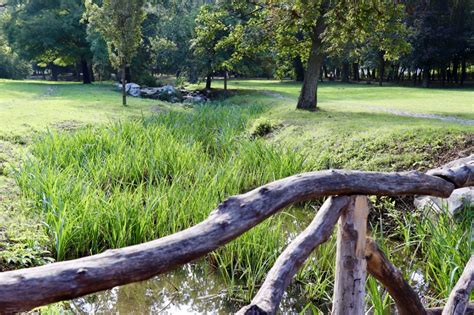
68,208 -> 316,314
71,263 -> 241,314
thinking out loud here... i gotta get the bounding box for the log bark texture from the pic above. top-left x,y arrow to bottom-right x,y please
238,196 -> 351,315
427,154 -> 473,188
442,255 -> 474,315
332,196 -> 369,315
0,170 -> 458,312
365,238 -> 426,315
427,303 -> 474,315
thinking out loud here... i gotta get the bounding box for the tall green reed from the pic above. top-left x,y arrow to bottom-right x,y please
15,103 -> 307,285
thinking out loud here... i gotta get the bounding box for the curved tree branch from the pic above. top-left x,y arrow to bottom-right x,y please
0,170 -> 456,312
237,196 -> 351,315
442,255 -> 474,315
365,238 -> 426,315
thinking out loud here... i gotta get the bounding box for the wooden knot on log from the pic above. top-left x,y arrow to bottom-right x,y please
427,155 -> 473,189
76,268 -> 87,275
242,305 -> 268,315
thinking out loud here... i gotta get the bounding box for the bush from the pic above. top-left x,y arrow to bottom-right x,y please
0,50 -> 31,79
250,118 -> 283,138
134,72 -> 158,87
0,37 -> 31,79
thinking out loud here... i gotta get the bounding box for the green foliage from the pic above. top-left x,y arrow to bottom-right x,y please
16,104 -> 306,263
407,0 -> 473,71
0,36 -> 31,79
2,79 -> 473,310
250,118 -> 282,138
191,4 -> 235,83
3,0 -> 91,70
0,232 -> 54,270
84,0 -> 145,70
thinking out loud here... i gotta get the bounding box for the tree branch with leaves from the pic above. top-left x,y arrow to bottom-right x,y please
84,0 -> 145,105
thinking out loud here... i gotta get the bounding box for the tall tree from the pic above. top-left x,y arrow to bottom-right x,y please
4,0 -> 93,83
224,0 -> 409,111
85,0 -> 145,105
405,0 -> 473,87
191,4 -> 235,90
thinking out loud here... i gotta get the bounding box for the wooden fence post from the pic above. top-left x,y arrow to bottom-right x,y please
332,195 -> 369,315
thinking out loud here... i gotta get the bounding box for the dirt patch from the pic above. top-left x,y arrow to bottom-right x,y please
52,120 -> 83,132
150,106 -> 168,114
42,86 -> 57,97
434,134 -> 473,168
369,106 -> 474,126
261,90 -> 293,101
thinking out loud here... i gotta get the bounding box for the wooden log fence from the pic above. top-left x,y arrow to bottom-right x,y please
0,156 -> 472,314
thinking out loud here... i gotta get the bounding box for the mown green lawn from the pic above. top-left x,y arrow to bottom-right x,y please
210,79 -> 474,119
0,80 -> 158,137
0,78 -> 473,312
202,79 -> 473,171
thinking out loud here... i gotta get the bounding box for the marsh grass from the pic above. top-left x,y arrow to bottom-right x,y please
13,98 -> 472,311
15,103 -> 307,284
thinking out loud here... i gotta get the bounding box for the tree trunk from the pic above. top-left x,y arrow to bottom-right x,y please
51,64 -> 59,81
453,60 -> 459,84
352,62 -> 360,81
461,57 -> 467,86
74,62 -> 81,82
122,63 -> 127,106
293,56 -> 305,82
422,66 -> 430,88
205,74 -> 212,90
89,63 -> 95,82
441,66 -> 446,87
296,19 -> 325,111
188,67 -> 198,84
81,58 -> 91,84
332,196 -> 369,315
378,51 -> 385,86
342,60 -> 350,83
125,65 -> 132,84
224,71 -> 228,92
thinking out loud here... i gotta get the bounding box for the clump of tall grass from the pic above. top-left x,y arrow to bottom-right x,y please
15,103 -> 307,285
15,102 -> 471,310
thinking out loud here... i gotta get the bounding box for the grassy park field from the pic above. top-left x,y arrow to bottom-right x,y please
0,79 -> 472,313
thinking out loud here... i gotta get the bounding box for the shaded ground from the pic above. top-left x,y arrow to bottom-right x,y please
368,106 -> 474,125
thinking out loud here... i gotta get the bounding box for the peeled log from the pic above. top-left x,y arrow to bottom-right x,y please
427,303 -> 474,315
0,170 -> 457,312
442,255 -> 474,315
332,196 -> 369,315
427,154 -> 473,188
238,196 -> 351,315
365,238 -> 426,315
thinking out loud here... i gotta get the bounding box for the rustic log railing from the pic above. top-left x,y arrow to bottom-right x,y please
0,156 -> 472,314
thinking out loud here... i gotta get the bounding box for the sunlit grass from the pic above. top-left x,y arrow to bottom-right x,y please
2,79 -> 473,312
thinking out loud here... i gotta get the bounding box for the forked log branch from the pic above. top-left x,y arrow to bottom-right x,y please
365,238 -> 427,315
0,170 -> 459,312
237,196 -> 351,315
332,196 -> 369,315
427,154 -> 473,188
442,255 -> 474,315
426,303 -> 474,315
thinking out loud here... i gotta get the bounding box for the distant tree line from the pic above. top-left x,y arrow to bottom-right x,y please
0,0 -> 472,110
